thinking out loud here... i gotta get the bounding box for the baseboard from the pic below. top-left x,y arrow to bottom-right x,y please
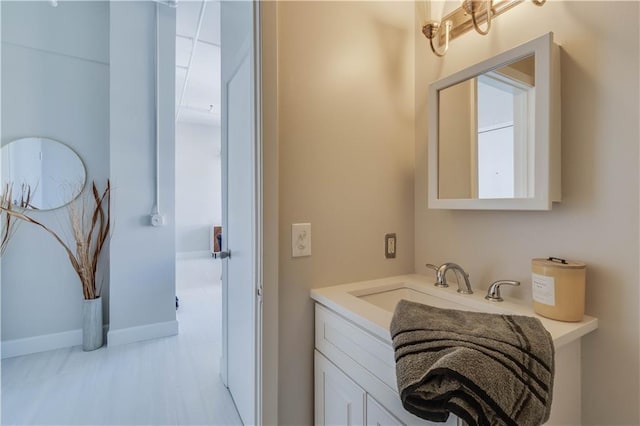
1,320 -> 177,358
176,250 -> 211,260
107,320 -> 179,347
1,325 -> 108,359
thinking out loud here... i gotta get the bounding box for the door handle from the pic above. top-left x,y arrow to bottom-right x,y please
212,250 -> 231,259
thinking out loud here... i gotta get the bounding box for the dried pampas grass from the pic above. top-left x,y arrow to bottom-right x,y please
1,181 -> 110,300
1,183 -> 33,255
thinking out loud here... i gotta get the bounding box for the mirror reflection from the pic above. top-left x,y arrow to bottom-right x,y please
1,137 -> 86,210
438,55 -> 535,200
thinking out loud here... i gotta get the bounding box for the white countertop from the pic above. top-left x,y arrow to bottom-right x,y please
311,274 -> 598,349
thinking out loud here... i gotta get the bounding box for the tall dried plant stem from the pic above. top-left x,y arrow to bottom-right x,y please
2,181 -> 110,300
1,183 -> 33,256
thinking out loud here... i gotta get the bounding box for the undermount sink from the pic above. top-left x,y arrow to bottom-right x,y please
353,286 -> 479,312
348,280 -> 508,315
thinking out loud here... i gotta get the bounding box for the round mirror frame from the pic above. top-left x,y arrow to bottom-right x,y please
1,137 -> 87,211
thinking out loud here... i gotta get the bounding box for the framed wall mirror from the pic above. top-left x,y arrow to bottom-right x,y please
428,32 -> 560,210
1,137 -> 86,210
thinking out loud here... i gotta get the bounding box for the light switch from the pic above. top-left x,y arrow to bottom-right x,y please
292,223 -> 311,257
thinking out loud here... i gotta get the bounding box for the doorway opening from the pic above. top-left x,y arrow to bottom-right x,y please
175,1 -> 265,424
174,1 -> 241,424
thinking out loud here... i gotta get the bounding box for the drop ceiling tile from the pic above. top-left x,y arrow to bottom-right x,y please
175,36 -> 193,68
176,0 -> 221,125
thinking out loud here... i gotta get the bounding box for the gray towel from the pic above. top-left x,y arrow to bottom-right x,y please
390,299 -> 554,426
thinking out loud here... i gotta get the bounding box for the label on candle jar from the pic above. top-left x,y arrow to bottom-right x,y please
532,273 -> 556,306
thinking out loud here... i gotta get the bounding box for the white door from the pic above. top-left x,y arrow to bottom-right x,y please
221,1 -> 260,425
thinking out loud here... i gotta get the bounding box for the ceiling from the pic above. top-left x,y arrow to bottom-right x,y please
175,0 -> 221,126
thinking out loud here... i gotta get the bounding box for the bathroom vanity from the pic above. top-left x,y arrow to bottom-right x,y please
311,275 -> 597,425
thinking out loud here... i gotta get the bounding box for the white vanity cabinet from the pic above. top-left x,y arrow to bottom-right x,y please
314,351 -> 366,426
366,395 -> 404,426
314,303 -> 455,426
315,350 -> 404,426
312,274 -> 598,426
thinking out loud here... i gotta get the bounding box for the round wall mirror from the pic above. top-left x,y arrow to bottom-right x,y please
1,137 -> 86,210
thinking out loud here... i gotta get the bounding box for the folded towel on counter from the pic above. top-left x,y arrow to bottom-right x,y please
390,300 -> 554,426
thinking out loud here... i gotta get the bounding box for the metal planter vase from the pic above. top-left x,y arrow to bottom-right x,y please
82,297 -> 103,351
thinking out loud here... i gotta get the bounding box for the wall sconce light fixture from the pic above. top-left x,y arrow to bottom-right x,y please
422,0 -> 547,57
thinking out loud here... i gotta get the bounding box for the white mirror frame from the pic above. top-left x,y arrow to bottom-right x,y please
428,32 -> 561,210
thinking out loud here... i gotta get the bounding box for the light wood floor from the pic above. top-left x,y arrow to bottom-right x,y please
1,257 -> 243,426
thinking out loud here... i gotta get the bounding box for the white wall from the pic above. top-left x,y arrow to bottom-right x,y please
1,1 -> 110,343
108,1 -> 177,345
414,2 -> 639,423
175,121 -> 221,254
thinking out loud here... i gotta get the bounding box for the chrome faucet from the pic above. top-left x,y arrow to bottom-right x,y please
425,263 -> 447,288
437,263 -> 473,294
424,263 -> 449,287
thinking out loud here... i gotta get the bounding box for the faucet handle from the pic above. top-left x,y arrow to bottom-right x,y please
485,280 -> 520,302
426,263 -> 448,288
425,263 -> 439,273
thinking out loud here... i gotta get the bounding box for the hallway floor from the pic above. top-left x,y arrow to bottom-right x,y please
1,257 -> 242,425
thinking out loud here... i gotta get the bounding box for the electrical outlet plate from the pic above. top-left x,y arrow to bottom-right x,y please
385,233 -> 396,259
151,214 -> 165,227
292,223 -> 311,257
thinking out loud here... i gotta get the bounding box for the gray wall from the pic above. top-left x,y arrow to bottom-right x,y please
108,1 -> 177,338
1,1 -> 110,340
414,2 -> 639,423
1,0 -> 178,347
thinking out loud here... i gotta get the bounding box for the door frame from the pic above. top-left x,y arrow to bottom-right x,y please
220,2 -> 278,425
258,2 -> 279,424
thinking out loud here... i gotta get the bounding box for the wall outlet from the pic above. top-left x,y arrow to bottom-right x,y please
385,233 -> 396,259
292,223 -> 311,257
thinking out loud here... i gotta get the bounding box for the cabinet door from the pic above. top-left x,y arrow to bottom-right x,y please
315,350 -> 366,426
366,395 -> 405,426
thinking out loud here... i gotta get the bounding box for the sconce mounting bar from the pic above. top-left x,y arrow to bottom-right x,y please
439,0 -> 525,43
